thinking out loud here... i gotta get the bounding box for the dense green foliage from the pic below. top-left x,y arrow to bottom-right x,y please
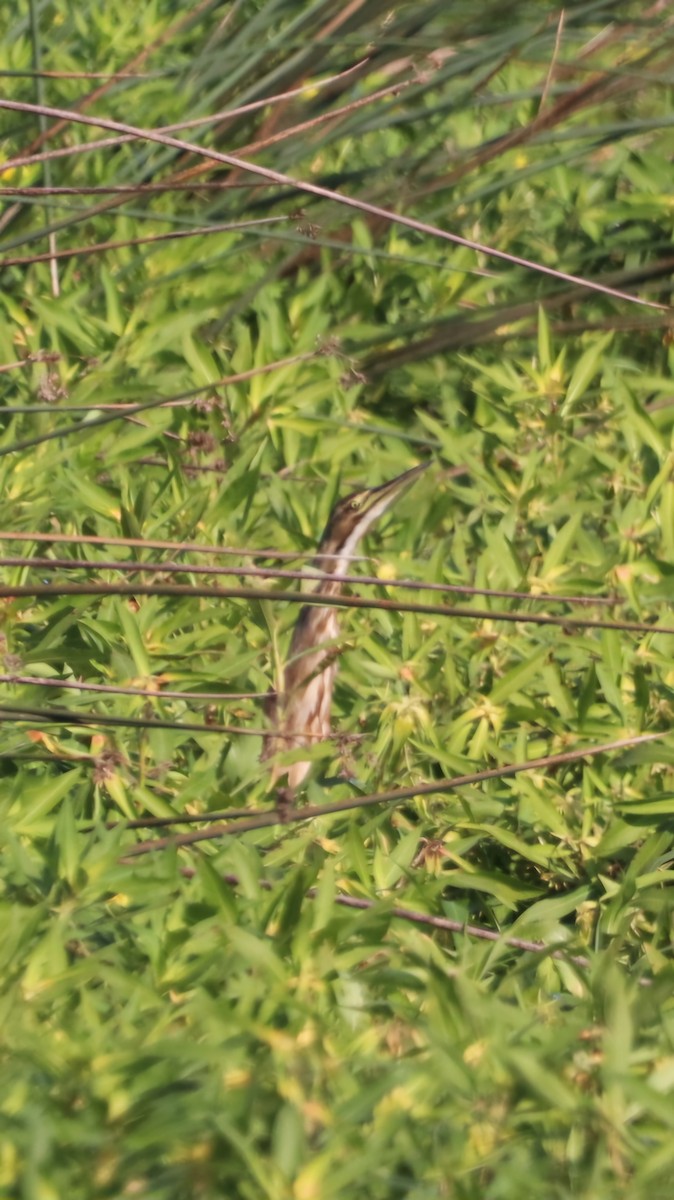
3,2 -> 674,1196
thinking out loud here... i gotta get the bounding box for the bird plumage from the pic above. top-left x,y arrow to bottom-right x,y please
264,463 -> 427,789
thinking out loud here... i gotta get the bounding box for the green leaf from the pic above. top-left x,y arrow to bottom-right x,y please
12,770 -> 82,833
562,332 -> 613,409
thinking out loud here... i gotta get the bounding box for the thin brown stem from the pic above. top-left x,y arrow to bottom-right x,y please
0,580 -> 670,637
121,730 -> 668,856
0,529 -> 367,565
0,217 -> 288,268
0,351 -> 320,459
179,863 -> 594,969
0,97 -> 665,311
0,674 -> 268,701
0,554 -> 616,608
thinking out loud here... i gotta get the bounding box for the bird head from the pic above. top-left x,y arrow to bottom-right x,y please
314,462 -> 428,574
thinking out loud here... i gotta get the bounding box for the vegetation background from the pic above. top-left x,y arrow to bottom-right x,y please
2,1 -> 674,1196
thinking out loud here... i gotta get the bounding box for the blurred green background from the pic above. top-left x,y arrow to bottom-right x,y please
2,2 -> 674,1196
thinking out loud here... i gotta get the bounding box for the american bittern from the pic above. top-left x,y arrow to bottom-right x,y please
264,463 -> 428,789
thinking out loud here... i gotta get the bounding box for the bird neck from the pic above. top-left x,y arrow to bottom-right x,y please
312,523 -> 365,585
311,572 -> 344,599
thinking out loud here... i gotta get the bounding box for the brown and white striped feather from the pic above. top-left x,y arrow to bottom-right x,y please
263,604 -> 340,788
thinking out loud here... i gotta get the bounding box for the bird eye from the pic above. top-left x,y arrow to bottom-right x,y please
350,499 -> 361,510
